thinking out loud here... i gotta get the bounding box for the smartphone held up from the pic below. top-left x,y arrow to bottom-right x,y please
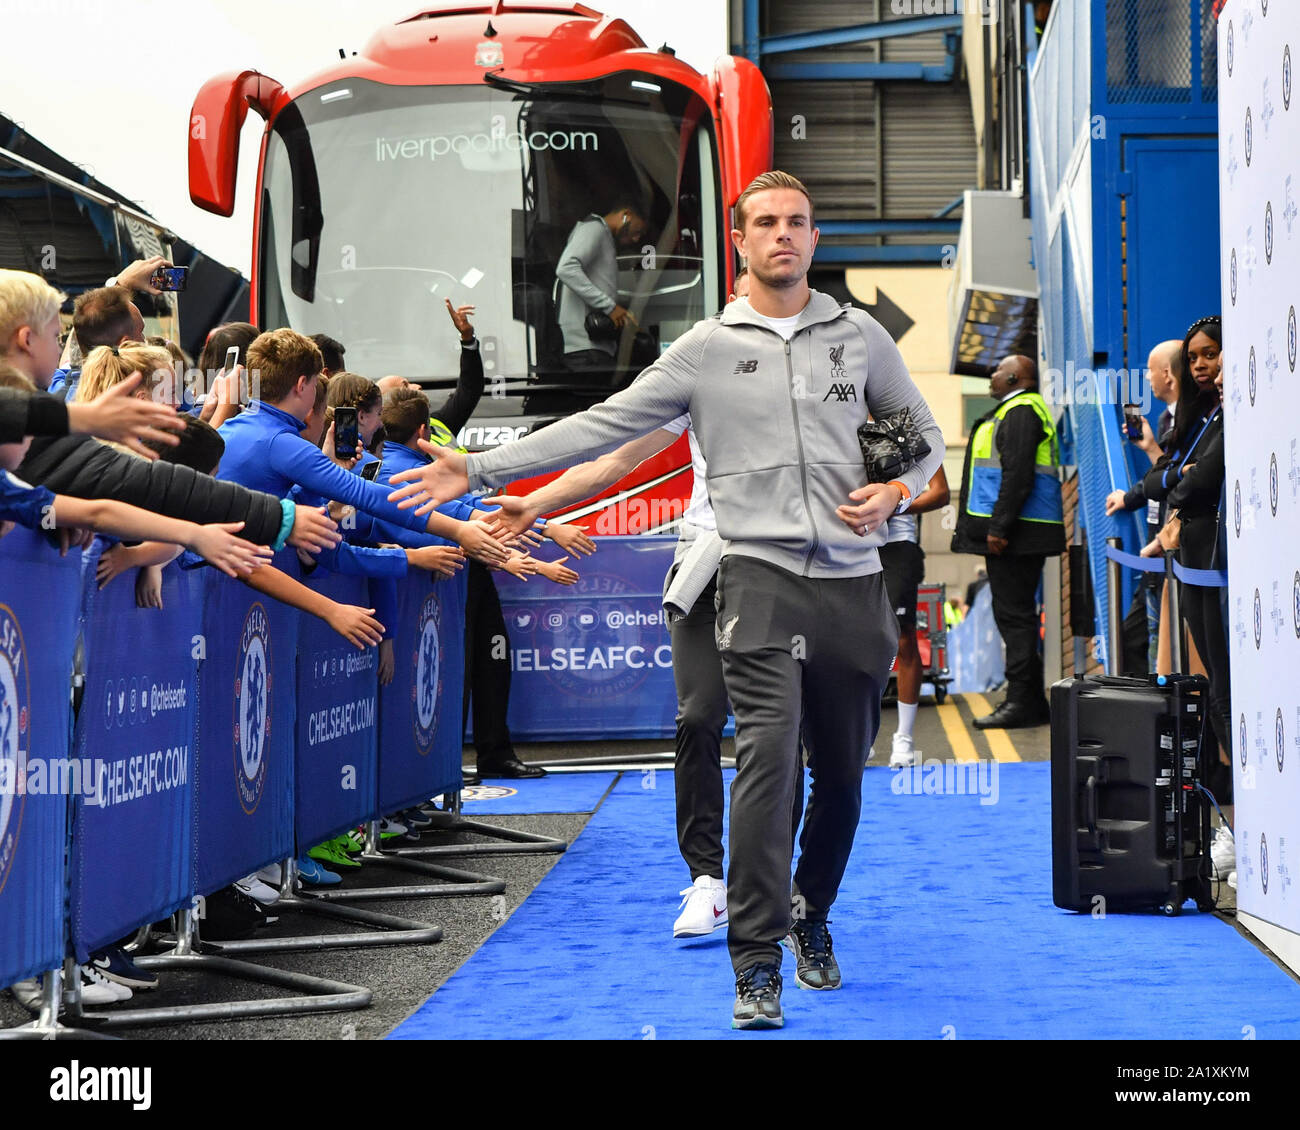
333,406 -> 360,460
150,265 -> 189,292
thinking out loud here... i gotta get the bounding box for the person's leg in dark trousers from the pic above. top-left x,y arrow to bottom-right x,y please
717,557 -> 896,974
1181,581 -> 1233,805
670,576 -> 729,881
791,572 -> 896,923
1121,580 -> 1152,676
985,553 -> 1048,710
462,559 -> 515,767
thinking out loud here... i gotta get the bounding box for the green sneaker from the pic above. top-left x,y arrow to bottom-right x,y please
308,841 -> 360,869
339,829 -> 366,854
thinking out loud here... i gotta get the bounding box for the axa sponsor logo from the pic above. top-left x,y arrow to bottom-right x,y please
823,382 -> 858,403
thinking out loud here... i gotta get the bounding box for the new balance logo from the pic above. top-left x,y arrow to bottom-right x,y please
734,360 -> 758,374
823,382 -> 857,402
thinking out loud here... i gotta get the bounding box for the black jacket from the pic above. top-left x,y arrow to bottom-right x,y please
1120,406 -> 1176,513
0,388 -> 69,443
430,339 -> 485,435
1143,406 -> 1224,570
951,397 -> 1066,557
19,433 -> 285,545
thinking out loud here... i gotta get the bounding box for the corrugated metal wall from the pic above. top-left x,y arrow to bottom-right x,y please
760,0 -> 977,247
771,81 -> 880,220
881,85 -> 979,218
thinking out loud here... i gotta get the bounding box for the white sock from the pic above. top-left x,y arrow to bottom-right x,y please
897,701 -> 918,738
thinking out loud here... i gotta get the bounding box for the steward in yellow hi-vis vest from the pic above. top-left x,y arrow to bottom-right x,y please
951,355 -> 1063,729
952,380 -> 1065,558
428,415 -> 467,454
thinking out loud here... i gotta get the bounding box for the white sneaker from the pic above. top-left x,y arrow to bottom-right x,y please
76,963 -> 132,1005
673,876 -> 727,938
234,874 -> 281,905
256,862 -> 283,886
889,732 -> 917,769
1210,825 -> 1236,877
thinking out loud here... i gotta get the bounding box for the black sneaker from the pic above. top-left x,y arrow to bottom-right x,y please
784,920 -> 841,990
200,885 -> 268,940
89,945 -> 158,991
732,963 -> 783,1029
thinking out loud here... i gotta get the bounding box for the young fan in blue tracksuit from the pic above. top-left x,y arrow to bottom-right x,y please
216,330 -> 508,567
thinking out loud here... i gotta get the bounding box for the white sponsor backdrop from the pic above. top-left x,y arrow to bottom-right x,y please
1219,0 -> 1300,937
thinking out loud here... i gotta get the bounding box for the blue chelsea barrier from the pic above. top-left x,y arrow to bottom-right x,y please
492,536 -> 680,740
294,565 -> 378,847
70,542 -> 201,962
193,550 -> 299,898
0,528 -> 82,987
377,569 -> 466,813
0,537 -> 468,981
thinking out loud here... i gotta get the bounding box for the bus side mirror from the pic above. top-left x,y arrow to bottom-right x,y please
189,70 -> 288,217
711,56 -> 773,213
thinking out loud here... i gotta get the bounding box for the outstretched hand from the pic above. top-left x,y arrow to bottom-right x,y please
480,493 -> 541,537
66,371 -> 183,458
386,440 -> 470,514
445,298 -> 476,341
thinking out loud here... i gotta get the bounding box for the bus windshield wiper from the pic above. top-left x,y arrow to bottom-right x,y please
482,69 -> 642,104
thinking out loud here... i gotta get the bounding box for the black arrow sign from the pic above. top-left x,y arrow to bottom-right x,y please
861,289 -> 915,344
808,270 -> 915,343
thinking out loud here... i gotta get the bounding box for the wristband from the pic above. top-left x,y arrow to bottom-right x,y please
887,480 -> 912,514
271,498 -> 296,551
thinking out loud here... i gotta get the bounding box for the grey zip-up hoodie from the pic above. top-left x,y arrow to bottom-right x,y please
468,290 -> 945,579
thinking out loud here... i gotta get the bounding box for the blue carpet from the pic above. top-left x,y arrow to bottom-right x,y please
394,763 -> 1300,1039
452,772 -> 618,814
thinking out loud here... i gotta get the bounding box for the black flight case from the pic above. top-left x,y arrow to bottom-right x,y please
1050,673 -> 1213,915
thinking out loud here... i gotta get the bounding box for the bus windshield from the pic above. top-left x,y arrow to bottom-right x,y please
259,75 -> 723,421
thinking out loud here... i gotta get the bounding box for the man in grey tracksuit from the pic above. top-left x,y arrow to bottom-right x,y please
556,206 -> 647,368
387,172 -> 944,1028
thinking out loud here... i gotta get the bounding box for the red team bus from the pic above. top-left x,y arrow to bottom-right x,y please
188,1 -> 772,532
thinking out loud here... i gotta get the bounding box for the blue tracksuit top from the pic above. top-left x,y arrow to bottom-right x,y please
217,401 -> 430,534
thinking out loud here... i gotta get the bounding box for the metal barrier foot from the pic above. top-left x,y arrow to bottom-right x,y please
384,801 -> 568,858
0,967 -> 117,1041
68,908 -> 372,1029
206,890 -> 443,954
303,819 -> 509,902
